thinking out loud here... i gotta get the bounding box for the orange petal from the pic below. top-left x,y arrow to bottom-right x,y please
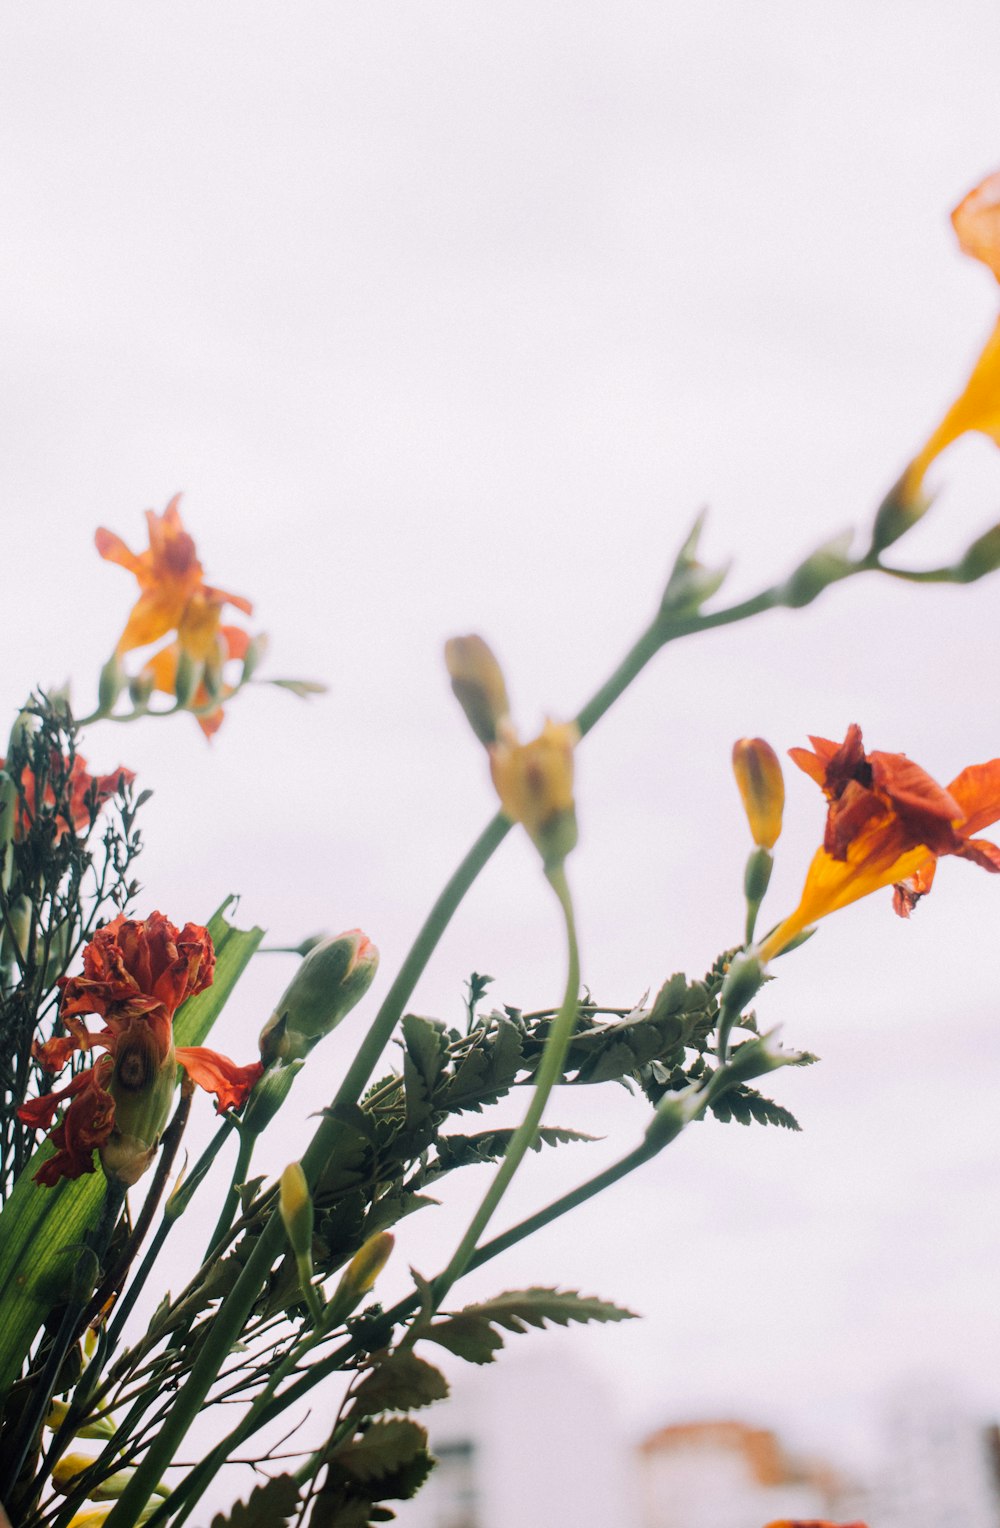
952,170 -> 1000,281
905,316 -> 1000,495
947,758 -> 1000,836
95,527 -> 144,574
175,1047 -> 264,1112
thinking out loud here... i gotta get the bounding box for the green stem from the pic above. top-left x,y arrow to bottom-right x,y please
202,1127 -> 256,1265
427,863 -> 580,1313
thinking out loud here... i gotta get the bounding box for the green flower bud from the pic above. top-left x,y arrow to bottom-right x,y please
97,654 -> 126,716
241,1058 -> 304,1134
172,651 -> 204,709
241,633 -> 270,684
954,522 -> 1000,583
258,930 -> 379,1063
779,532 -> 854,608
279,1161 -> 314,1263
660,510 -> 730,617
869,472 -> 930,554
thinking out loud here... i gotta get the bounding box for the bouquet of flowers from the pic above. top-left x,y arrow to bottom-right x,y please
2,168 -> 1000,1528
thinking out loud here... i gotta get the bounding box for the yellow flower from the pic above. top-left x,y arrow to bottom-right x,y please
489,720 -> 579,870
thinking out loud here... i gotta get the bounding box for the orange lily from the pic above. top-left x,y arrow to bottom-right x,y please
19,911 -> 263,1185
96,496 -> 252,658
759,725 -> 1000,960
902,169 -> 1000,502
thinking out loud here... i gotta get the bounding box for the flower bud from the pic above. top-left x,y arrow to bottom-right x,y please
718,950 -> 765,1015
338,1231 -> 395,1300
279,1161 -> 314,1263
172,651 -> 204,709
445,635 -> 512,746
258,930 -> 379,1063
97,654 -> 126,716
489,720 -> 579,871
660,510 -> 729,617
710,1026 -> 805,1091
954,522 -> 1000,583
732,738 -> 784,849
644,1083 -> 705,1150
45,1399 -> 115,1441
869,472 -> 930,554
779,533 -> 854,608
128,669 -> 155,708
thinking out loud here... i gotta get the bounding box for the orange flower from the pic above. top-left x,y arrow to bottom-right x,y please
759,725 -> 1000,960
763,1521 -> 869,1527
140,624 -> 252,738
96,496 -> 252,657
19,912 -> 263,1185
0,752 -> 134,843
902,169 -> 1000,502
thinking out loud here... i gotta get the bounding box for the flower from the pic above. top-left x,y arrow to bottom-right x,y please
901,169 -> 1000,503
758,725 -> 1000,960
732,737 -> 785,849
96,496 -> 252,657
18,912 -> 263,1185
1,751 -> 134,843
489,718 -> 579,871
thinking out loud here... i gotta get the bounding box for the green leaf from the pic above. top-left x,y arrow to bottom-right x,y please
350,1351 -> 449,1419
708,1084 -> 801,1130
422,1288 -> 637,1365
209,1473 -> 300,1527
401,1014 -> 449,1127
0,899 -> 263,1390
434,1125 -> 597,1171
336,1419 -> 428,1483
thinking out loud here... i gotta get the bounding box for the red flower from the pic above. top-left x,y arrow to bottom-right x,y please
759,726 -> 1000,959
1,751 -> 134,843
19,912 -> 263,1185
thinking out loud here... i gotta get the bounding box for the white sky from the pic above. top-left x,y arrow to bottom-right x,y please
4,0 -> 1000,1505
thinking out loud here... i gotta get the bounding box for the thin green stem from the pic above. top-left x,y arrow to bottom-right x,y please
202,1127 -> 256,1265
426,863 -> 580,1313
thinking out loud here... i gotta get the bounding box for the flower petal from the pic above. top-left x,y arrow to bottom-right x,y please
175,1047 -> 264,1112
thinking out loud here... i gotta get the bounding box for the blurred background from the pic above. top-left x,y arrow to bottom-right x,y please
4,2 -> 1000,1521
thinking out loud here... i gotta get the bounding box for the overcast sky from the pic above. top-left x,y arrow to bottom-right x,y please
4,0 -> 1000,1505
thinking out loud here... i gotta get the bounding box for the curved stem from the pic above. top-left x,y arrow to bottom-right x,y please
202,1128 -> 256,1265
426,864 -> 580,1313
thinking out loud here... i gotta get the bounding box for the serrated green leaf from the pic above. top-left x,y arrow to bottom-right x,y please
336,1419 -> 428,1483
209,1473 -> 300,1527
0,899 -> 262,1390
422,1288 -> 637,1366
401,1014 -> 449,1127
350,1350 -> 449,1419
434,1125 -> 596,1171
709,1085 -> 800,1131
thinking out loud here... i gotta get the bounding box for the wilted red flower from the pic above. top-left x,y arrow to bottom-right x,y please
1,751 -> 134,843
759,725 -> 1000,959
96,496 -> 252,658
20,911 -> 263,1185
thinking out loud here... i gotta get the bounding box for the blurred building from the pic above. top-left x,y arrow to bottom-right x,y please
399,1350 -> 639,1528
854,1382 -> 1000,1527
635,1418 -> 845,1528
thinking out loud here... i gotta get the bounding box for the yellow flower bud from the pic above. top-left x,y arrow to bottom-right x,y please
489,720 -> 579,870
445,635 -> 512,746
338,1231 -> 395,1299
279,1161 -> 314,1262
732,737 -> 785,849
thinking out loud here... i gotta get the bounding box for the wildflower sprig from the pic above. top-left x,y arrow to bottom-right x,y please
6,165 -> 1000,1528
